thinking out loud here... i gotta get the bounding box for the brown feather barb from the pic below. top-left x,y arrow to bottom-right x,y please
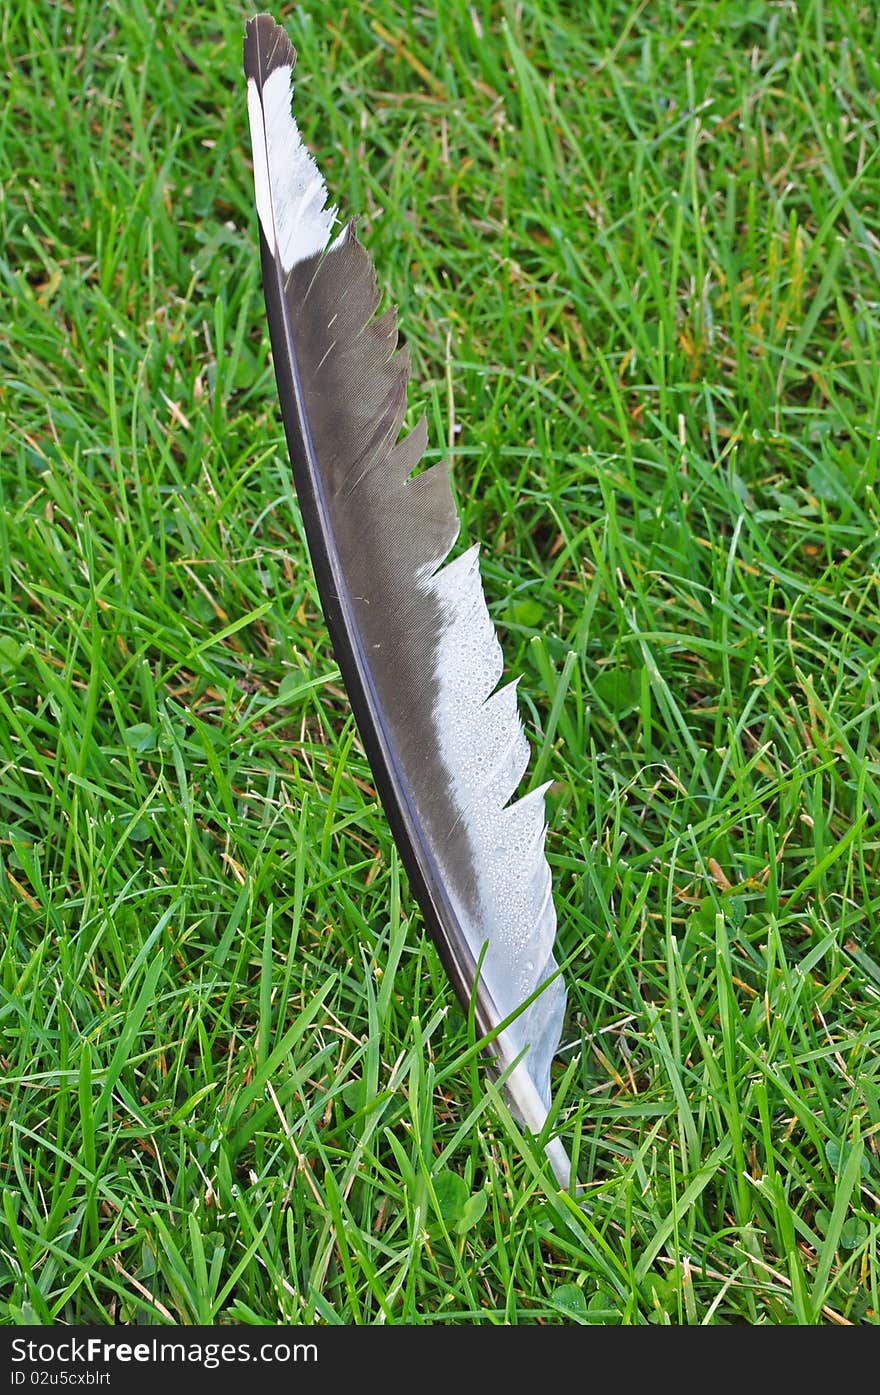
243,13 -> 571,1185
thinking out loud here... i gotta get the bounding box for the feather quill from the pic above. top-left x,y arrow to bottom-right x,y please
243,13 -> 570,1185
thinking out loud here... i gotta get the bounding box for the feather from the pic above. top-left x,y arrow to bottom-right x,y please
243,13 -> 570,1185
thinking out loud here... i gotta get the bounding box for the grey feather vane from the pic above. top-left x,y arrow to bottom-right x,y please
244,13 -> 570,1185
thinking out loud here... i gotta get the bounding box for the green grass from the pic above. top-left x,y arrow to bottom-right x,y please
1,0 -> 879,1325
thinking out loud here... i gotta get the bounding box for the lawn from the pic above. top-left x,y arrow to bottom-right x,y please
1,0 -> 878,1325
